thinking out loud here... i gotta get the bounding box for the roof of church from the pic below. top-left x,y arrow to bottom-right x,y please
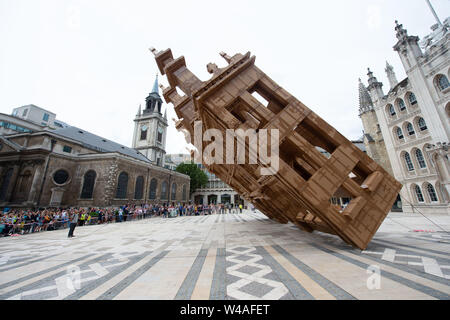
351,140 -> 366,152
51,126 -> 151,163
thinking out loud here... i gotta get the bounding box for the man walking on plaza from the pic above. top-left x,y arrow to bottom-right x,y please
68,211 -> 79,238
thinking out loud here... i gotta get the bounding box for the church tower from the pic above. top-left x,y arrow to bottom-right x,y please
358,78 -> 393,176
132,75 -> 168,166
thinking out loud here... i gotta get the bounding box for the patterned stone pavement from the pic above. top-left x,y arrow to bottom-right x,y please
0,210 -> 449,300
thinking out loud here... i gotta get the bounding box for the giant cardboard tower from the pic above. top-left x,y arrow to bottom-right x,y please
152,48 -> 402,250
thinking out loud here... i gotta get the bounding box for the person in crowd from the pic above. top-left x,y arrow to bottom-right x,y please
68,210 -> 79,238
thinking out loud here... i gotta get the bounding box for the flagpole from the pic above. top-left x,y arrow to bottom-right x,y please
425,0 -> 442,26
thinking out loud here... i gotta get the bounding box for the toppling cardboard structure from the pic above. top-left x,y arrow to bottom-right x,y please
152,48 -> 402,250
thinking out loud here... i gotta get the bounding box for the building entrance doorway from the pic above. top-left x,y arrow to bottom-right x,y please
208,194 -> 217,204
221,194 -> 231,204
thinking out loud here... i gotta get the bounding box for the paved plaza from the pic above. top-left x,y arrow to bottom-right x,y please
0,210 -> 449,300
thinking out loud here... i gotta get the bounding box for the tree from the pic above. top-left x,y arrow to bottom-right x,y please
175,162 -> 208,195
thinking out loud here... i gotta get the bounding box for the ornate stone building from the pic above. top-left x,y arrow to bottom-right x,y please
359,12 -> 449,214
191,163 -> 247,207
0,76 -> 189,209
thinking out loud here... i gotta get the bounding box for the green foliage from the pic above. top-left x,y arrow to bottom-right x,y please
175,162 -> 208,194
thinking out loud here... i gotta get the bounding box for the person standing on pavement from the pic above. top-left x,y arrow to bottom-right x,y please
68,210 -> 79,238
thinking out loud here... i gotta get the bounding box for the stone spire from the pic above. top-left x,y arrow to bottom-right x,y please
152,74 -> 159,94
358,78 -> 373,115
144,74 -> 163,114
395,20 -> 408,41
385,61 -> 398,89
163,108 -> 167,120
366,68 -> 384,102
137,104 -> 141,116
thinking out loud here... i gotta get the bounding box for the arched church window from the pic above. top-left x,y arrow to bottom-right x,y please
397,99 -> 406,111
406,123 -> 415,136
437,75 -> 449,91
160,181 -> 168,200
415,149 -> 426,169
0,168 -> 13,201
171,183 -> 177,200
134,176 -> 144,200
140,125 -> 148,140
115,172 -> 128,199
388,104 -> 396,116
182,185 -> 187,200
408,92 -> 417,105
404,152 -> 414,171
418,118 -> 427,131
427,183 -> 438,202
415,185 -> 424,202
396,127 -> 404,140
149,178 -> 157,200
80,170 -> 96,199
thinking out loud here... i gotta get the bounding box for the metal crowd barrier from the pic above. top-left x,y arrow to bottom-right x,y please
0,210 -> 162,237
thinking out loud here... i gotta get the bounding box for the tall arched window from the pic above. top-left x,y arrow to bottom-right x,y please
134,176 -> 144,200
418,118 -> 427,131
415,185 -> 424,202
182,185 -> 187,200
415,149 -> 426,169
115,172 -> 129,199
404,152 -> 414,171
160,181 -> 168,200
171,183 -> 177,200
80,170 -> 96,199
437,74 -> 449,91
0,168 -> 13,201
406,122 -> 415,136
396,127 -> 404,140
408,92 -> 417,105
388,104 -> 396,116
427,184 -> 438,202
397,99 -> 406,111
149,178 -> 157,200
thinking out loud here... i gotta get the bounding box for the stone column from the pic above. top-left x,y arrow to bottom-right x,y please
203,194 -> 208,205
435,152 -> 450,202
27,164 -> 43,205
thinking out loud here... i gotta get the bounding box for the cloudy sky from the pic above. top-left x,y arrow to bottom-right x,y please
1,0 -> 449,154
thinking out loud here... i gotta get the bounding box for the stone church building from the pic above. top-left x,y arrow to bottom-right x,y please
359,10 -> 449,214
0,76 -> 190,209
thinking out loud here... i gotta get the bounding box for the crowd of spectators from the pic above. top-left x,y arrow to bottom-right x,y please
0,202 -> 245,237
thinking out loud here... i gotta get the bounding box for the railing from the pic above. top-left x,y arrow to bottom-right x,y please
0,211 -> 157,237
0,207 -> 247,237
